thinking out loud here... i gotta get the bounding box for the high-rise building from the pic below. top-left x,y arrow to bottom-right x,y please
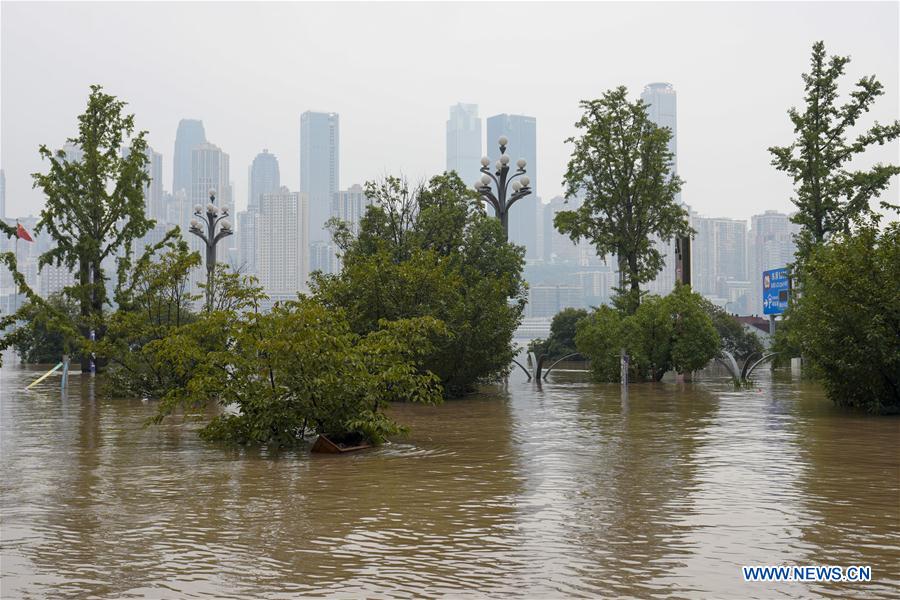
641,82 -> 684,295
147,148 -> 164,222
309,240 -> 334,275
640,82 -> 678,194
692,216 -> 748,296
300,111 -> 339,244
446,103 -> 482,185
243,149 -> 281,276
256,187 -> 309,294
173,119 -> 206,196
0,168 -> 5,219
331,184 -> 370,237
125,145 -> 164,222
248,149 -> 281,210
487,113 -> 538,258
748,210 -> 799,315
330,184 -> 371,271
237,210 -> 257,276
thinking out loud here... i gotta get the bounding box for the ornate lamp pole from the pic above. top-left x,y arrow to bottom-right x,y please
189,189 -> 233,312
473,136 -> 532,240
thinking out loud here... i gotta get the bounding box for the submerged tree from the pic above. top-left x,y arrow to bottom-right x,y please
769,41 -> 900,269
575,285 -> 719,382
30,85 -> 156,371
153,299 -> 445,447
556,87 -> 692,314
314,173 -> 526,397
778,224 -> 899,414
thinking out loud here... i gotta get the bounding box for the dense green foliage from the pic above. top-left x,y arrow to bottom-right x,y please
576,285 -> 719,382
313,173 -> 526,397
97,239 -> 206,400
154,299 -> 445,447
777,225 -> 899,413
528,308 -> 589,361
769,41 -> 900,271
11,294 -> 81,364
0,85 -> 160,371
555,87 -> 692,314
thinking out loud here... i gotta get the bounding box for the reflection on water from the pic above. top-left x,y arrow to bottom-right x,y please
2,364 -> 898,598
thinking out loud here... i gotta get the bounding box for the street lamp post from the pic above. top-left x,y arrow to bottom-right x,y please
189,189 -> 233,312
472,136 -> 532,240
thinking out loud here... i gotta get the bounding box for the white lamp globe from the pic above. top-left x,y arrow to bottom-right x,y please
193,204 -> 203,214
480,174 -> 491,185
521,176 -> 530,187
500,155 -> 510,165
517,158 -> 526,169
480,156 -> 490,167
498,135 -> 508,146
208,189 -> 216,199
512,181 -> 522,192
221,220 -> 232,231
189,218 -> 201,229
473,181 -> 482,190
495,161 -> 502,171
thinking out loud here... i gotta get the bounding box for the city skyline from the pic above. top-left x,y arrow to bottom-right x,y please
2,2 -> 896,222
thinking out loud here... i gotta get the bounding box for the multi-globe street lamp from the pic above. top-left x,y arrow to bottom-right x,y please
189,189 -> 233,312
473,136 -> 532,240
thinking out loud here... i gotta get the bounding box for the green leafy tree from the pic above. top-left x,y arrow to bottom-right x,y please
575,285 -> 719,382
529,307 -> 589,360
29,85 -> 156,371
575,305 -> 626,382
556,87 -> 693,314
99,240 -> 265,403
97,239 -> 203,399
779,224 -> 899,413
314,173 -> 527,397
11,293 -> 82,364
155,299 -> 445,447
769,41 -> 900,270
0,253 -> 81,365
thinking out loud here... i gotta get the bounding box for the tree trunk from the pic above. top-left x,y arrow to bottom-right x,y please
79,259 -> 92,373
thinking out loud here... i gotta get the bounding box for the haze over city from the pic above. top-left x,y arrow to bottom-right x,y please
2,1 -> 897,220
3,3 -> 900,598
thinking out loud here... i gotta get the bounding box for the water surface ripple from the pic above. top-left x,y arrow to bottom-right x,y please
1,365 -> 898,598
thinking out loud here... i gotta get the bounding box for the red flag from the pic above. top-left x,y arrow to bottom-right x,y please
16,223 -> 34,242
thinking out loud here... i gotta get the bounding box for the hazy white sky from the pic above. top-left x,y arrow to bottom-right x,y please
2,1 -> 898,221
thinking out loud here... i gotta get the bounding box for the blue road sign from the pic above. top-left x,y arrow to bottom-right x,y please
762,268 -> 790,315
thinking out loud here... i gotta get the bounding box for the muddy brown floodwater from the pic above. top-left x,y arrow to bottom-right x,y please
1,363 -> 898,598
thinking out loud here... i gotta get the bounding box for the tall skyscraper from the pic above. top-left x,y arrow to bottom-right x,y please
0,168 -> 5,219
300,111 -> 339,244
487,113 -> 538,258
147,148 -> 164,222
248,149 -> 281,210
641,82 -> 683,295
330,183 -> 371,271
331,184 -> 369,237
237,210 -> 257,275
692,216 -> 749,297
122,145 -> 163,221
641,82 -> 678,191
446,103 -> 482,185
256,187 -> 309,294
173,119 -> 206,196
